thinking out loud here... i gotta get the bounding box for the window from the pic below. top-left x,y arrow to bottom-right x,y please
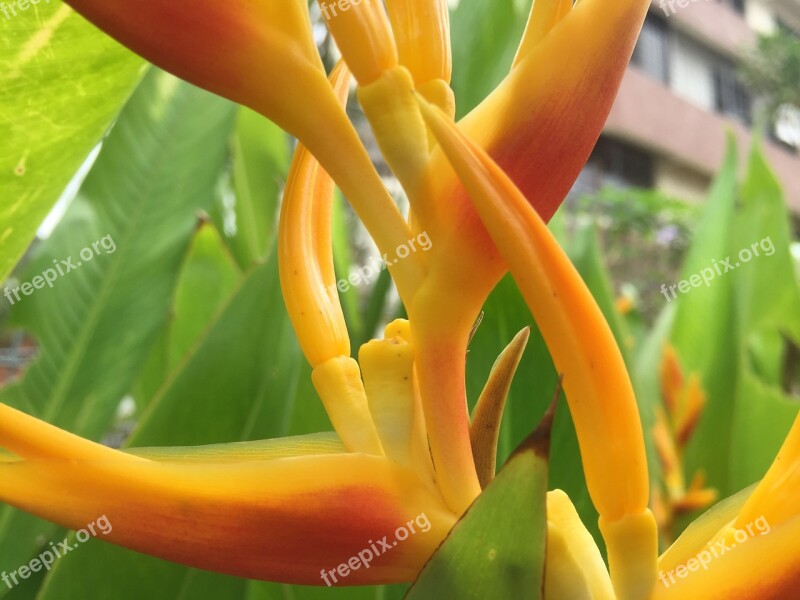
772,104 -> 800,151
586,137 -> 655,189
632,15 -> 671,85
717,0 -> 745,15
713,62 -> 752,124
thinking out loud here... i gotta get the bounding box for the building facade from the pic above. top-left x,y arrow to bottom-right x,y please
579,0 -> 800,213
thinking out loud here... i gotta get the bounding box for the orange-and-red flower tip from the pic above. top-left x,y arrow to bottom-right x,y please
0,390 -> 455,585
654,413 -> 800,599
66,0 -> 324,138
461,0 -> 651,221
412,0 -> 653,320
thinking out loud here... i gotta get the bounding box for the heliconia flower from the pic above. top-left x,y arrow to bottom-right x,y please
653,346 -> 717,541
415,94 -> 658,598
338,0 -> 653,516
653,413 -> 800,599
413,83 -> 800,600
4,0 -> 798,597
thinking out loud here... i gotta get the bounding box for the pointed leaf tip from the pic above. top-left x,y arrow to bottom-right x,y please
470,326 -> 531,487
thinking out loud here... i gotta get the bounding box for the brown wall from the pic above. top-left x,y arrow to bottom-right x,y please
605,67 -> 800,212
651,0 -> 755,56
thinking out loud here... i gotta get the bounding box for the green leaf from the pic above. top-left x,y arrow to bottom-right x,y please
131,258 -> 301,447
565,220 -> 633,363
729,366 -> 798,491
450,0 -> 531,117
732,140 -> 800,342
0,68 -> 236,584
0,4 -> 144,283
166,222 -> 241,370
668,136 -> 799,509
133,221 -> 242,410
37,544 -> 248,600
406,407 -> 551,599
725,140 -> 800,490
632,304 -> 677,502
669,136 -> 740,495
220,108 -> 291,269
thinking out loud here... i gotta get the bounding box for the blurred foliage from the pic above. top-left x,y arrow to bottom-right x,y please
568,187 -> 699,322
741,29 -> 800,119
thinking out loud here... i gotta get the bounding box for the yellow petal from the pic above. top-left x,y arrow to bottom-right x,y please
318,0 -> 397,85
69,0 -> 424,303
672,470 -> 717,515
545,490 -> 615,600
652,515 -> 800,599
357,67 -> 433,203
653,408 -> 685,498
660,344 -> 684,416
599,511 -> 659,600
414,0 -> 650,313
359,322 -> 434,484
385,0 -> 451,85
407,302 -> 483,515
676,374 -> 706,446
513,0 -> 574,67
659,484 -> 754,573
279,61 -> 352,367
66,0 -> 325,117
736,412 -> 800,529
311,357 -> 385,456
0,402 -> 141,463
461,0 -> 650,222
